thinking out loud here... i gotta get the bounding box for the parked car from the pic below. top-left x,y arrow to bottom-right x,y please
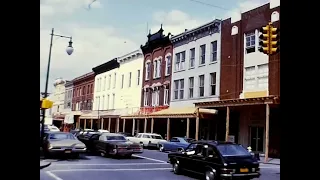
95,133 -> 143,158
168,140 -> 260,180
158,137 -> 194,152
127,133 -> 167,148
117,132 -> 133,137
41,132 -> 86,158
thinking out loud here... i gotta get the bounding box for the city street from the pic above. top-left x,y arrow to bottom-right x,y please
40,150 -> 280,180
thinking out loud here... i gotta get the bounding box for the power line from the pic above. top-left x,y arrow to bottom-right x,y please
188,0 -> 230,11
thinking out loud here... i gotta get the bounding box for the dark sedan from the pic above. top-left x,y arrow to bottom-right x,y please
168,140 -> 260,180
95,133 -> 143,158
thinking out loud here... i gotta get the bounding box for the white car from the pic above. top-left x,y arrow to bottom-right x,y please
98,129 -> 109,133
41,124 -> 60,132
127,133 -> 167,148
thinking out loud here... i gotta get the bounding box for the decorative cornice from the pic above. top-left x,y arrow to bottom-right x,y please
117,50 -> 143,64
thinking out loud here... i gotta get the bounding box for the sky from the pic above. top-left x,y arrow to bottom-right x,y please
40,0 -> 270,93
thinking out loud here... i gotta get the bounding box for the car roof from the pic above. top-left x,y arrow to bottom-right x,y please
138,133 -> 161,136
191,140 -> 236,146
46,131 -> 71,135
102,133 -> 125,136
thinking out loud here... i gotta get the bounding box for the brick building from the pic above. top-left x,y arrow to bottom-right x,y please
72,72 -> 95,111
195,1 -> 280,161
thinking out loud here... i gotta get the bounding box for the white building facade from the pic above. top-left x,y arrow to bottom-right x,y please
93,50 -> 143,114
52,78 -> 66,115
170,20 -> 222,107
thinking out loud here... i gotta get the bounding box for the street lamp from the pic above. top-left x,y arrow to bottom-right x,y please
40,28 -> 74,148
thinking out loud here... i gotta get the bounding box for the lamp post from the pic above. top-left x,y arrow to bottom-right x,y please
40,28 -> 74,148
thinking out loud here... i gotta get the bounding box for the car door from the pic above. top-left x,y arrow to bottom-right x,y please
142,134 -> 151,145
181,143 -> 198,171
96,134 -> 105,152
88,134 -> 101,152
169,138 -> 180,151
188,143 -> 205,173
204,145 -> 222,172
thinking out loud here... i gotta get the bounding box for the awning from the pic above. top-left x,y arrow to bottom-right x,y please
121,107 -> 217,119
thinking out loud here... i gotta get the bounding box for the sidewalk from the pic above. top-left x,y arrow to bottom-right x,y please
259,157 -> 280,165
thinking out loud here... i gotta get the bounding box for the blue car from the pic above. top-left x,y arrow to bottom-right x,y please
158,137 -> 195,152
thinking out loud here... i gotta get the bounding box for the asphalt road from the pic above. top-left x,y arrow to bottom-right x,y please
40,150 -> 280,180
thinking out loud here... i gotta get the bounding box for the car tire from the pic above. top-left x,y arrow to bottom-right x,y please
173,162 -> 181,174
205,169 -> 216,180
159,144 -> 164,152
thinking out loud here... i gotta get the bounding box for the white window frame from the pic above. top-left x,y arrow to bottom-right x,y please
137,70 -> 140,85
128,72 -> 132,87
245,33 -> 255,49
189,48 -> 195,68
210,72 -> 216,96
164,87 -> 169,105
108,74 -> 111,90
103,76 -> 106,91
165,53 -> 172,76
173,80 -> 179,100
153,59 -> 158,79
121,74 -> 124,89
173,79 -> 184,100
157,58 -> 161,78
199,44 -> 206,65
143,90 -> 149,107
244,66 -> 256,90
174,52 -> 185,71
210,41 -> 217,62
113,73 -> 116,89
106,94 -> 110,109
199,75 -> 205,97
112,94 -> 115,109
145,60 -> 151,80
102,95 -> 105,110
189,77 -> 194,98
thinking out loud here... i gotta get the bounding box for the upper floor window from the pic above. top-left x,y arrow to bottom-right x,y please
103,76 -> 106,91
145,61 -> 151,80
211,41 -> 217,62
128,72 -> 132,87
137,70 -> 140,85
199,45 -> 206,65
175,51 -> 185,71
190,48 -> 195,68
165,54 -> 171,76
108,74 -> 111,90
113,73 -> 116,89
174,79 -> 184,100
121,74 -> 124,89
143,90 -> 149,107
199,75 -> 205,97
189,77 -> 194,98
153,58 -> 161,78
164,86 -> 169,106
246,33 -> 255,54
210,72 -> 216,96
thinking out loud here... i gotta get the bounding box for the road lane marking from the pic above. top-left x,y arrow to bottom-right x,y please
51,163 -> 168,166
50,168 -> 172,172
46,171 -> 63,180
132,155 -> 168,163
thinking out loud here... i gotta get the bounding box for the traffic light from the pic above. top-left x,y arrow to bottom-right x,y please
40,99 -> 53,109
258,25 -> 270,54
269,26 -> 280,55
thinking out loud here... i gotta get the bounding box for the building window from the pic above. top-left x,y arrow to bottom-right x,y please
258,64 -> 268,89
87,85 -> 90,94
128,72 -> 132,87
199,75 -> 205,97
246,33 -> 255,54
113,73 -> 116,88
145,61 -> 151,80
90,84 -> 93,94
165,54 -> 171,76
121,74 -> 124,89
103,76 -> 106,90
137,70 -> 140,85
153,59 -> 158,79
190,48 -> 195,68
244,66 -> 256,90
108,74 -> 111,90
112,94 -> 115,109
101,96 -> 105,110
107,94 -> 110,109
199,44 -> 206,65
143,90 -> 149,107
175,51 -> 185,71
151,88 -> 160,106
210,72 -> 216,96
189,77 -> 194,98
174,79 -> 184,100
164,87 -> 169,105
211,41 -> 217,62
157,58 -> 161,78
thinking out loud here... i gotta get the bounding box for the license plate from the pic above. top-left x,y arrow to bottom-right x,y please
240,168 -> 249,173
65,150 -> 72,153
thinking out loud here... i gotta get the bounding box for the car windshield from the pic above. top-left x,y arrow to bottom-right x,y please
185,138 -> 194,143
151,135 -> 163,139
107,136 -> 126,141
49,133 -> 76,140
217,144 -> 250,156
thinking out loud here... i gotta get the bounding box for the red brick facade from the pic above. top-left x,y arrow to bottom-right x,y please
72,72 -> 95,111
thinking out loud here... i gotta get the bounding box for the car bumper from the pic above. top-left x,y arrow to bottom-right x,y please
220,172 -> 260,179
48,148 -> 87,153
110,149 -> 143,155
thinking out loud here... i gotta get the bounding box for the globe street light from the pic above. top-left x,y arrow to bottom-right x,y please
40,28 -> 74,148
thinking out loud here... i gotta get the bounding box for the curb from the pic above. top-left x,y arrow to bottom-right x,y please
261,162 -> 280,165
40,162 -> 51,169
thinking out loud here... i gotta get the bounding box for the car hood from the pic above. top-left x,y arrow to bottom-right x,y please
49,139 -> 84,147
107,140 -> 140,146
